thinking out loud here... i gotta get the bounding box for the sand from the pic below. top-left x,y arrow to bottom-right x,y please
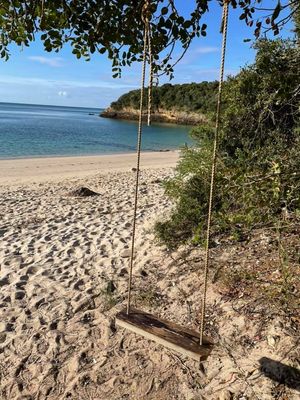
0,152 -> 299,399
0,151 -> 179,185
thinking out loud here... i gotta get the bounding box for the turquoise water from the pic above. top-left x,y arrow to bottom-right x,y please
0,102 -> 192,159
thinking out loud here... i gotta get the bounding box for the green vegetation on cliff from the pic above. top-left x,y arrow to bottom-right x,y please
110,81 -> 219,115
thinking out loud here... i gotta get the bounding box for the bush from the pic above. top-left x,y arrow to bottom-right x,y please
155,39 -> 300,249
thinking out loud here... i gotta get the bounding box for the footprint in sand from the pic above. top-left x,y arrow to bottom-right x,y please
0,275 -> 10,287
0,332 -> 6,343
74,279 -> 85,290
74,248 -> 83,259
14,291 -> 25,300
15,280 -> 27,290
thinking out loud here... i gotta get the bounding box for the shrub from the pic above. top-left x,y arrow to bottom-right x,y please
155,39 -> 300,249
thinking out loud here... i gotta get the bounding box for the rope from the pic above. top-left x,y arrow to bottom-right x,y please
126,3 -> 150,315
199,0 -> 229,345
147,28 -> 153,126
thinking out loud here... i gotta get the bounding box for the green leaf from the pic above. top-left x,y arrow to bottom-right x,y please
272,1 -> 281,22
183,20 -> 192,29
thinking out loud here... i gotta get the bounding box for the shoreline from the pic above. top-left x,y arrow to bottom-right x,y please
0,150 -> 179,185
0,149 -> 173,162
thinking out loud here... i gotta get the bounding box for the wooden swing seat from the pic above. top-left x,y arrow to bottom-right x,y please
115,308 -> 213,361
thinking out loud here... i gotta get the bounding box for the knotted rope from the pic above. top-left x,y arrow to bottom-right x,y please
126,0 -> 152,314
199,0 -> 229,345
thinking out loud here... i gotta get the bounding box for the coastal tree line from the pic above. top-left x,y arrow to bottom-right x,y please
110,81 -> 219,114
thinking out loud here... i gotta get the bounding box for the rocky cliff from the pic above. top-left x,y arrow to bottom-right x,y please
100,107 -> 208,125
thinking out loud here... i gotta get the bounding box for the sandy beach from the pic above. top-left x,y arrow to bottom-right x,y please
0,152 -> 299,399
0,151 -> 179,185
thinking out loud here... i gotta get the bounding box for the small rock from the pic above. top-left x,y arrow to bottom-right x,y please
219,390 -> 233,400
267,334 -> 277,347
120,249 -> 131,258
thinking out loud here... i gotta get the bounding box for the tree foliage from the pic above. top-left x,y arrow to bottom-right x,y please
221,39 -> 299,156
155,38 -> 300,249
0,1 -> 298,77
110,81 -> 219,114
292,1 -> 300,38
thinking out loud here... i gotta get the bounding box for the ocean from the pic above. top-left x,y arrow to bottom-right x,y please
0,102 -> 192,159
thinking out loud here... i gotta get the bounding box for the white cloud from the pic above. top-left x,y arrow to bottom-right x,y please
28,56 -> 64,67
0,75 -> 137,107
176,46 -> 220,65
58,90 -> 68,97
194,46 -> 219,54
172,66 -> 238,82
0,75 -> 137,90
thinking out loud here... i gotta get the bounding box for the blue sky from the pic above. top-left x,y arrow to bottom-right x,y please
0,1 -> 294,108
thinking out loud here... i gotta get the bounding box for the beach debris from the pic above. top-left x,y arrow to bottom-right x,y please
151,178 -> 162,184
69,186 -> 99,197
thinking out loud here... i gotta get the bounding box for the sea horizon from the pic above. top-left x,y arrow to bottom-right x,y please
0,102 -> 192,160
0,100 -> 104,111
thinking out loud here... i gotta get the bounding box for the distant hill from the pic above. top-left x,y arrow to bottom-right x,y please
100,81 -> 218,125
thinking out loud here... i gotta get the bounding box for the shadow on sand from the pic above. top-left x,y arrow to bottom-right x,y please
259,357 -> 300,391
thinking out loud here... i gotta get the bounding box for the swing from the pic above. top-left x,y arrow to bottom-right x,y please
116,0 -> 229,361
